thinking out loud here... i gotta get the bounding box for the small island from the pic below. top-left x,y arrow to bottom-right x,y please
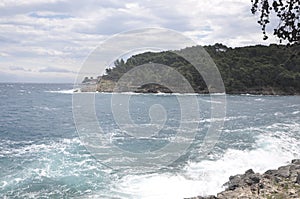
82,43 -> 300,95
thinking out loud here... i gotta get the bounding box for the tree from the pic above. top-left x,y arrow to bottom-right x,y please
251,0 -> 300,43
82,76 -> 89,83
97,44 -> 300,94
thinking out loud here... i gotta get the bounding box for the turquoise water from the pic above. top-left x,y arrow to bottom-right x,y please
0,83 -> 299,198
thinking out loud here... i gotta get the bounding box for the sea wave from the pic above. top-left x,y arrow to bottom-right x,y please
0,137 -> 112,198
110,123 -> 300,199
45,89 -> 79,94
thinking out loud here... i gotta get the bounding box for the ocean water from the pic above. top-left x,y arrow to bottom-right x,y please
0,83 -> 299,199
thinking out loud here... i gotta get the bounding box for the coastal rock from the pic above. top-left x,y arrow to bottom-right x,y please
187,159 -> 300,199
223,169 -> 261,192
186,196 -> 217,199
96,79 -> 115,92
275,165 -> 290,178
135,83 -> 173,93
296,174 -> 300,184
292,159 -> 300,164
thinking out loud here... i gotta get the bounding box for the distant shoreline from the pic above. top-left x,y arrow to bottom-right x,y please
2,82 -> 298,95
78,90 -> 300,96
78,83 -> 300,96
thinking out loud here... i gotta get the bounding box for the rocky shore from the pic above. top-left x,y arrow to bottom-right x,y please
187,159 -> 300,199
80,79 -> 300,95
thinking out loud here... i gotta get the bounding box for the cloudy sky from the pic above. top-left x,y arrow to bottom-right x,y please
0,0 -> 280,83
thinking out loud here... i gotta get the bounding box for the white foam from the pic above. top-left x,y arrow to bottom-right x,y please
113,173 -> 209,199
0,138 -> 81,157
0,181 -> 7,188
97,92 -> 219,96
112,126 -> 300,199
254,98 -> 265,102
45,89 -> 79,94
33,106 -> 59,111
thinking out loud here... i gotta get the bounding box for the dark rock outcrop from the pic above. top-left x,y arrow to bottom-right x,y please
187,159 -> 300,199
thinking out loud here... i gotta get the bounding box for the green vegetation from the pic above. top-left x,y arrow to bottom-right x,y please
99,43 -> 300,94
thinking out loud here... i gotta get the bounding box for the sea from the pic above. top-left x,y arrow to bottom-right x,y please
0,83 -> 299,199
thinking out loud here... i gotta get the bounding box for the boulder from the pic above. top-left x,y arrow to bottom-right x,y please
276,165 -> 290,178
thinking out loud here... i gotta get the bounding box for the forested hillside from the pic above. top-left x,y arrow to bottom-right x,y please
98,43 -> 300,94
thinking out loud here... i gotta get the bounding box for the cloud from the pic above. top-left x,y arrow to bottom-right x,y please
0,70 -> 74,83
0,52 -> 10,57
0,35 -> 18,44
39,66 -> 75,73
9,66 -> 31,71
28,11 -> 73,19
0,0 -> 280,83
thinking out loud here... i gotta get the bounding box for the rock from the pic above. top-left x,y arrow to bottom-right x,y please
185,196 -> 217,199
96,79 -> 116,92
200,196 -> 217,199
290,188 -> 296,194
250,185 -> 257,192
276,166 -> 290,178
249,175 -> 261,184
292,159 -> 300,164
296,173 -> 300,184
274,176 -> 282,183
224,175 -> 242,191
258,183 -> 264,189
228,184 -> 239,191
187,159 -> 300,199
265,169 -> 277,175
245,169 -> 255,175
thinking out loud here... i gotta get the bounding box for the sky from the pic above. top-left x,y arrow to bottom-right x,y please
0,0 -> 281,83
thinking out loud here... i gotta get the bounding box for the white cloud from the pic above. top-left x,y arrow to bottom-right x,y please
9,65 -> 31,71
0,0 -> 279,83
0,0 -> 66,8
39,66 -> 75,73
0,52 -> 10,57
